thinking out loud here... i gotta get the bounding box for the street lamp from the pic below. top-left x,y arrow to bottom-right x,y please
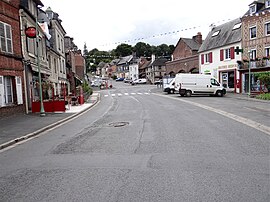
248,51 -> 252,97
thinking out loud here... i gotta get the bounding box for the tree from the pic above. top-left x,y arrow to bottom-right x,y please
133,42 -> 152,57
114,43 -> 133,57
255,72 -> 270,92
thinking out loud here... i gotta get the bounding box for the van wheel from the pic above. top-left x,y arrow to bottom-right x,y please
216,90 -> 223,97
170,89 -> 175,94
185,90 -> 192,97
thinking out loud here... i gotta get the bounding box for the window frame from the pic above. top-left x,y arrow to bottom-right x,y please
266,0 -> 270,8
265,22 -> 270,36
224,48 -> 231,60
0,21 -> 13,54
249,4 -> 256,14
250,26 -> 257,39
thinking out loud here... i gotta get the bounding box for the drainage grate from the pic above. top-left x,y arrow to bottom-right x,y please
108,122 -> 129,127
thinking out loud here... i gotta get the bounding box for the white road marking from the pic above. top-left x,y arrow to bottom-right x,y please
118,93 -> 122,96
111,94 -> 115,97
104,95 -> 109,97
124,93 -> 129,95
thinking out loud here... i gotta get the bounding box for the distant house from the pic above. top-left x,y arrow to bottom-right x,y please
165,32 -> 203,77
198,18 -> 242,93
240,0 -> 270,94
116,55 -> 133,78
0,0 -> 24,117
138,57 -> 151,79
146,55 -> 168,84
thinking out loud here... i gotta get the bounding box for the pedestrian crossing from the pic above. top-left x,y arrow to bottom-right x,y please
104,92 -> 151,97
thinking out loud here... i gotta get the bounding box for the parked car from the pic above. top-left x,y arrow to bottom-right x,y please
154,79 -> 162,85
131,78 -> 147,85
124,78 -> 131,83
115,77 -> 124,81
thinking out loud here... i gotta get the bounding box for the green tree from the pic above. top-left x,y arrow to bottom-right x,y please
133,42 -> 152,57
114,43 -> 133,57
255,72 -> 270,92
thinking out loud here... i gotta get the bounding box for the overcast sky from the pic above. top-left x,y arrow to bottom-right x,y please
41,0 -> 252,51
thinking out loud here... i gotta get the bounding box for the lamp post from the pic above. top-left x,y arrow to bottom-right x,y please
35,17 -> 45,116
248,51 -> 252,97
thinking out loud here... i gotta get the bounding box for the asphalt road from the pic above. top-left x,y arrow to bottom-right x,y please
0,81 -> 269,202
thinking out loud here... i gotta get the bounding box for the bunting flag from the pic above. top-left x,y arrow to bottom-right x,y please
99,17 -> 237,47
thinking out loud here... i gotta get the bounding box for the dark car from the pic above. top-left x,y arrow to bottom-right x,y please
115,78 -> 124,81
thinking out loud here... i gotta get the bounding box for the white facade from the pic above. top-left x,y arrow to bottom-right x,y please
129,63 -> 139,80
200,42 -> 242,93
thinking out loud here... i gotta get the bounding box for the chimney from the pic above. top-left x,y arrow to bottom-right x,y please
194,32 -> 202,44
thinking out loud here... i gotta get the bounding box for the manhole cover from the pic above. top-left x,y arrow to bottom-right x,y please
108,122 -> 129,127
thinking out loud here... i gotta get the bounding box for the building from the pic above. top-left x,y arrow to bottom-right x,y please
44,7 -> 67,96
165,32 -> 202,77
0,0 -> 24,117
240,0 -> 270,93
199,18 -> 242,93
19,0 -> 50,112
146,55 -> 168,84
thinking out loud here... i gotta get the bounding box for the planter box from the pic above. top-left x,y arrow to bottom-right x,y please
32,100 -> 66,113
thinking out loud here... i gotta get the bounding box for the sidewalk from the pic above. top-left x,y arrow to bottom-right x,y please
0,92 -> 100,150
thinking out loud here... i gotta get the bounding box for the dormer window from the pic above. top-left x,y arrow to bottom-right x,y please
249,4 -> 256,14
232,23 -> 241,30
266,0 -> 270,8
212,30 -> 220,37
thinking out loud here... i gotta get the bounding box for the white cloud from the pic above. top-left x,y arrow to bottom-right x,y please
41,0 -> 252,51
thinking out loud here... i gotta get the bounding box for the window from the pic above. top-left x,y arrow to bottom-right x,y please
249,4 -> 256,14
265,47 -> 270,57
225,48 -> 231,59
250,49 -> 257,60
266,0 -> 270,8
205,52 -> 212,63
250,26 -> 257,39
0,21 -> 13,53
265,22 -> 270,35
212,30 -> 220,37
232,23 -> 241,30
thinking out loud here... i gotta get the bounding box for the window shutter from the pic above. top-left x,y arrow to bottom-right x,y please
230,47 -> 235,59
0,76 -> 4,106
220,49 -> 224,61
201,54 -> 204,65
16,76 -> 23,105
209,52 -> 213,63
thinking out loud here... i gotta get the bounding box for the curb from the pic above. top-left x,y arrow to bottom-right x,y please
0,94 -> 100,151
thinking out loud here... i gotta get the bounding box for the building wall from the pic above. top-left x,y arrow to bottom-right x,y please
0,0 -> 24,117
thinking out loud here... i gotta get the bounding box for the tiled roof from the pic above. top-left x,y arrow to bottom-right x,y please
198,18 -> 241,53
117,55 -> 133,65
182,38 -> 201,51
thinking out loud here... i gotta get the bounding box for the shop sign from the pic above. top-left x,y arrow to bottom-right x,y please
25,27 -> 36,38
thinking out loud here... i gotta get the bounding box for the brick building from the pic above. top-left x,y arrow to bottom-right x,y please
165,32 -> 203,77
0,0 -> 24,117
240,0 -> 270,93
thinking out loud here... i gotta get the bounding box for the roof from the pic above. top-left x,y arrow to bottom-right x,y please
117,55 -> 133,65
139,58 -> 151,70
150,57 -> 168,66
198,18 -> 242,53
182,38 -> 201,51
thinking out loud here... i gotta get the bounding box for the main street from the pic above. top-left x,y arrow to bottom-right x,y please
0,81 -> 269,202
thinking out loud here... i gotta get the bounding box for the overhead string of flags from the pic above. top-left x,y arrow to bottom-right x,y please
99,17 -> 238,47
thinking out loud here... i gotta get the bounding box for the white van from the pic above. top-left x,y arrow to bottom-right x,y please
174,74 -> 226,97
163,78 -> 175,94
